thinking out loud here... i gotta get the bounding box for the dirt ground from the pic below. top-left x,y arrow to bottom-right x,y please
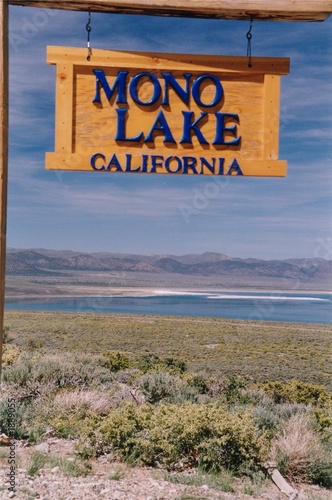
0,439 -> 331,500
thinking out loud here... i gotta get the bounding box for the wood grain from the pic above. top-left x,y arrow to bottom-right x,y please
8,0 -> 332,21
0,0 -> 9,374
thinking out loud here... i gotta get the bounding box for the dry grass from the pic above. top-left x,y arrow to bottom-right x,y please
271,413 -> 323,482
53,389 -> 112,416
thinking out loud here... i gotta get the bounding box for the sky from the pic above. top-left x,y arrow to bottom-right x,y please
6,7 -> 332,260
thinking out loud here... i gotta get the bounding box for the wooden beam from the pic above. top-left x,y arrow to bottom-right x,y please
7,0 -> 332,21
0,0 -> 9,375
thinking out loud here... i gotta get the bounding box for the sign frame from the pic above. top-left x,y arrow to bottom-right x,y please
46,46 -> 290,176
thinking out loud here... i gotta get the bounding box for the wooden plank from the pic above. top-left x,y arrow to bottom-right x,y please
46,152 -> 287,176
55,64 -> 74,152
263,74 -> 280,160
47,46 -> 290,75
7,0 -> 332,21
0,0 -> 9,375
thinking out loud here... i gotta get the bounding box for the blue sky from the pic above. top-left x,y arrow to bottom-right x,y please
7,7 -> 332,259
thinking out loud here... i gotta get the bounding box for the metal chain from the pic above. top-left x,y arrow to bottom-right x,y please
246,17 -> 253,68
86,11 -> 92,61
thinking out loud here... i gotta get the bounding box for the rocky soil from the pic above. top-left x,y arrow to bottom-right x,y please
0,439 -> 331,500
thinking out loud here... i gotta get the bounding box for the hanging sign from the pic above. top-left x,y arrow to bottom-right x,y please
45,46 -> 289,176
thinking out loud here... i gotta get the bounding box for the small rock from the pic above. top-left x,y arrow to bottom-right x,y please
8,492 -> 15,499
44,427 -> 55,436
100,488 -> 111,495
201,484 -> 209,490
51,466 -> 60,473
66,457 -> 75,462
35,443 -> 49,454
46,437 -> 60,444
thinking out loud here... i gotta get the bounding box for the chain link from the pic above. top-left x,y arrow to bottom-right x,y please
246,17 -> 253,68
86,11 -> 92,61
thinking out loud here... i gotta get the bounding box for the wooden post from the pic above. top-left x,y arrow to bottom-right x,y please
0,0 -> 9,375
7,0 -> 332,21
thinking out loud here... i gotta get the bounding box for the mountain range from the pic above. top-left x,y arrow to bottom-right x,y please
6,248 -> 332,283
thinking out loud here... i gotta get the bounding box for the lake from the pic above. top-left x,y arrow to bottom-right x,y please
5,291 -> 332,323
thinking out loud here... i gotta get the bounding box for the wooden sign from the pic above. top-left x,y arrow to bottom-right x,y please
46,46 -> 290,176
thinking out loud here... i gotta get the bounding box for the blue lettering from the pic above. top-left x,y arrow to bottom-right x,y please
192,75 -> 223,107
106,153 -> 123,171
90,153 -> 106,171
115,108 -> 143,142
199,157 -> 215,174
226,158 -> 243,175
125,154 -> 140,172
144,111 -> 176,143
213,113 -> 241,146
150,155 -> 164,173
165,156 -> 182,173
130,72 -> 161,106
183,156 -> 198,174
218,158 -> 225,175
92,70 -> 128,104
141,154 -> 149,173
162,73 -> 191,106
180,111 -> 208,145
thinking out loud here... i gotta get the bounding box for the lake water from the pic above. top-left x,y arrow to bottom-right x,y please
5,291 -> 332,324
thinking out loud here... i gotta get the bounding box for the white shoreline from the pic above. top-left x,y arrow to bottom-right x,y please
5,286 -> 332,300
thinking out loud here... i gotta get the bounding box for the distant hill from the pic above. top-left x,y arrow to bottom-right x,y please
5,248 -> 332,283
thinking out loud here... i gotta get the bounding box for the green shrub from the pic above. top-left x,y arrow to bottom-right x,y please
77,402 -> 267,472
2,355 -> 34,387
2,344 -> 21,367
27,451 -> 48,476
165,469 -> 235,492
26,338 -> 43,350
102,351 -> 130,372
253,407 -> 279,438
139,371 -> 199,404
0,397 -> 27,439
187,375 -> 209,395
139,372 -> 183,403
77,403 -> 143,459
137,353 -> 161,373
253,402 -> 312,441
28,389 -> 112,436
313,408 -> 332,433
2,353 -> 113,394
46,413 -> 100,440
49,456 -> 91,477
225,376 -> 247,404
256,380 -> 331,407
109,469 -> 125,481
236,388 -> 272,407
166,384 -> 200,405
2,326 -> 10,344
137,353 -> 186,375
26,452 -> 91,478
163,357 -> 186,374
306,458 -> 332,488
